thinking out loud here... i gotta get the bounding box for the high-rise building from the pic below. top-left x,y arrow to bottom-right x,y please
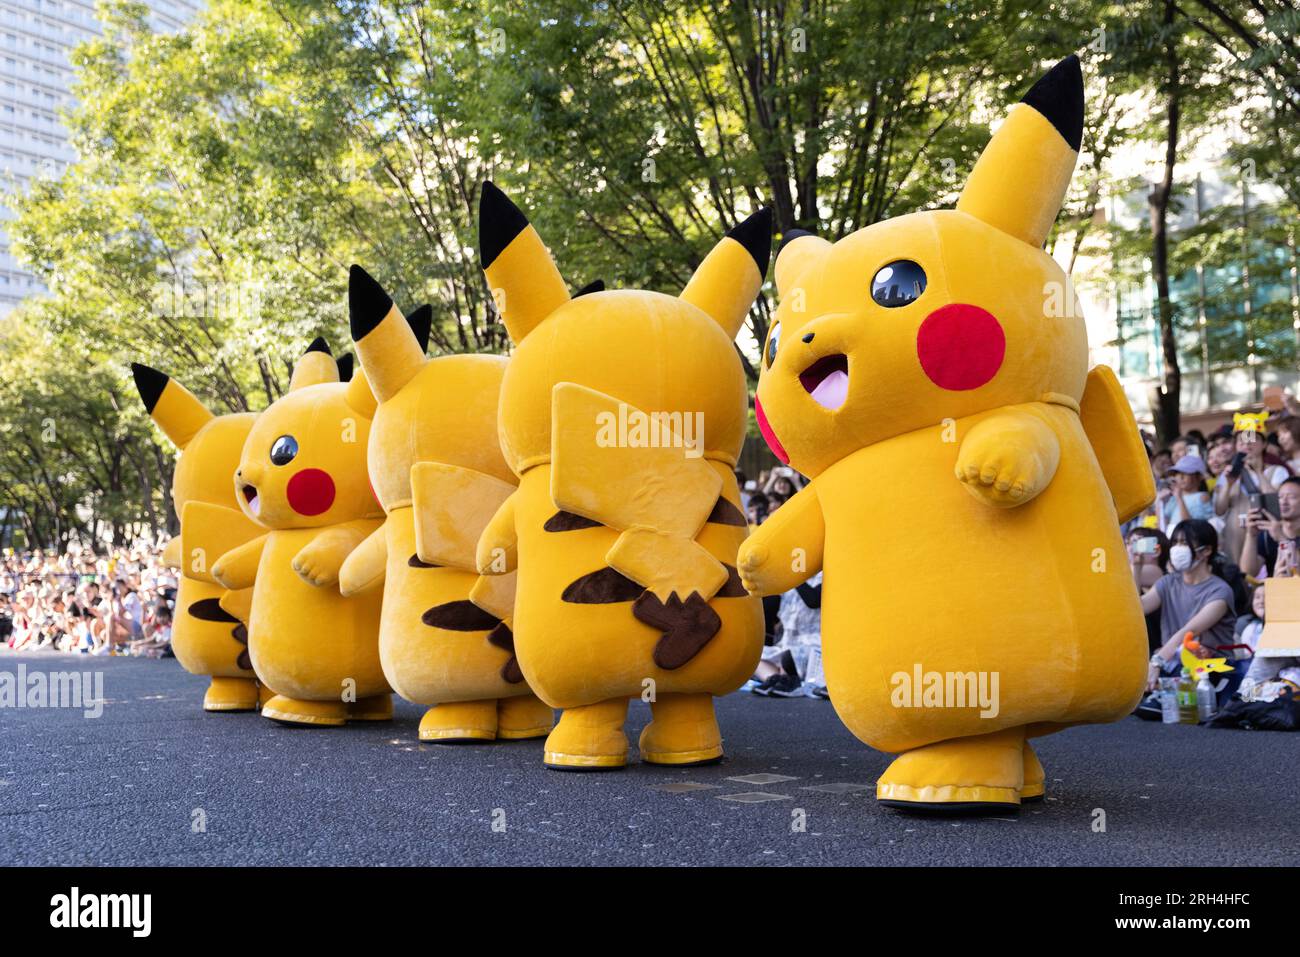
0,0 -> 201,313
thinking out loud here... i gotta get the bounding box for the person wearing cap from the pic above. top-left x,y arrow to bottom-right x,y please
1213,412 -> 1288,563
1160,453 -> 1213,535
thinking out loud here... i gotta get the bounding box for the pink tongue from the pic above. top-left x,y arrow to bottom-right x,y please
248,493 -> 260,517
810,369 -> 848,410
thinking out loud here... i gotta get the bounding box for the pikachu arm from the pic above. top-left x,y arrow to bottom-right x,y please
737,483 -> 825,596
292,519 -> 377,589
338,523 -> 388,597
161,537 -> 182,569
211,534 -> 269,591
955,407 -> 1060,508
475,491 -> 518,575
180,499 -> 265,584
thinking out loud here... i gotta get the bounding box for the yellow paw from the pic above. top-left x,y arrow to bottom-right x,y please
736,541 -> 771,595
291,540 -> 346,587
954,419 -> 1057,508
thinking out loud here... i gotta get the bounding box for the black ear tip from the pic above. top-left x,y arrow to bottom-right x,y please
406,303 -> 432,353
305,336 -> 330,356
726,206 -> 774,280
478,181 -> 530,270
131,362 -> 169,414
778,228 -> 816,252
348,263 -> 394,342
1020,54 -> 1084,152
336,353 -> 354,382
573,279 -> 605,298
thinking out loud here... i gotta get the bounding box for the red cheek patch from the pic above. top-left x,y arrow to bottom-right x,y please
755,397 -> 790,465
916,303 -> 1005,391
286,468 -> 336,516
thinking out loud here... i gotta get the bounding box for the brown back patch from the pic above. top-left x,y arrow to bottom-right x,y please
487,621 -> 514,652
561,567 -> 644,604
716,564 -> 748,597
707,496 -> 747,526
408,554 -> 440,568
501,656 -> 525,684
544,510 -> 602,532
422,600 -> 500,631
633,591 -> 721,670
188,598 -> 240,623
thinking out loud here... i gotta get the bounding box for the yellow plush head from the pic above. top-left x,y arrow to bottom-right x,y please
479,181 -> 770,473
131,363 -> 255,515
1233,411 -> 1268,435
347,266 -> 514,510
233,339 -> 380,529
755,56 -> 1088,478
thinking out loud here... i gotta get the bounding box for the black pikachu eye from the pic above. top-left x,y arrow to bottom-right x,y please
270,435 -> 298,466
871,260 -> 927,307
765,321 -> 781,368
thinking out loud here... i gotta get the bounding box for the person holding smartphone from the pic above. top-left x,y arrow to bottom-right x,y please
1241,476 -> 1300,578
1214,422 -> 1288,563
1128,527 -> 1170,652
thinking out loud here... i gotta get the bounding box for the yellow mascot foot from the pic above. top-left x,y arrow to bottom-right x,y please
203,676 -> 260,712
419,700 -> 498,743
1021,741 -> 1045,802
347,694 -> 393,722
497,695 -> 554,740
257,682 -> 275,709
876,726 -> 1026,814
543,698 -> 629,771
261,695 -> 348,727
639,692 -> 724,766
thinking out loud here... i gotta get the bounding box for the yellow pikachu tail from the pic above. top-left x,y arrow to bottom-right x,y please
478,181 -> 571,345
680,207 -> 772,339
1079,365 -> 1155,524
956,55 -> 1083,248
131,362 -> 214,450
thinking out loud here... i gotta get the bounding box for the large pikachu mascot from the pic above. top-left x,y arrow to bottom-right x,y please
739,56 -> 1154,812
338,266 -> 553,742
212,340 -> 389,726
476,182 -> 767,770
132,365 -> 263,711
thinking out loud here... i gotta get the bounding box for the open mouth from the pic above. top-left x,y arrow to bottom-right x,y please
799,354 -> 848,410
241,484 -> 260,517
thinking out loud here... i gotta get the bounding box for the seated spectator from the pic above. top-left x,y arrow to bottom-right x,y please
762,466 -> 804,507
1240,476 -> 1300,579
1140,519 -> 1239,689
129,601 -> 173,658
1128,527 -> 1169,652
1158,454 -> 1213,534
751,572 -> 823,698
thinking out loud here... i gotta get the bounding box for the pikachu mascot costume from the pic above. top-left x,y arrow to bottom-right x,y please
132,364 -> 264,711
338,266 -> 553,742
739,56 -> 1154,812
212,339 -> 390,726
475,182 -> 767,770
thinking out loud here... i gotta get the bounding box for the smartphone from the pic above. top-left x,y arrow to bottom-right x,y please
1250,492 -> 1280,517
1133,537 -> 1157,555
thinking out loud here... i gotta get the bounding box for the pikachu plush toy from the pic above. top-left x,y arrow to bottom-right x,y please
212,339 -> 390,726
132,364 -> 263,711
739,56 -> 1154,812
475,182 -> 767,770
339,265 -> 553,743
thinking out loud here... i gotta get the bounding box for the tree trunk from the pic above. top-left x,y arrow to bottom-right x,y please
1149,0 -> 1182,447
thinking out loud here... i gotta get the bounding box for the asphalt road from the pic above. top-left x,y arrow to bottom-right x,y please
2,652 -> 1297,866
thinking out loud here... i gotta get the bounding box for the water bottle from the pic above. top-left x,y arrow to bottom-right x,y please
1196,671 -> 1217,722
1160,678 -> 1179,723
1178,669 -> 1198,724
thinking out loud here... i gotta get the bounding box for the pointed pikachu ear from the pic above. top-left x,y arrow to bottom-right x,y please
289,337 -> 340,392
348,265 -> 426,403
131,362 -> 214,450
573,279 -> 605,298
478,181 -> 570,345
774,229 -> 832,298
956,55 -> 1083,248
406,303 -> 433,354
344,366 -> 377,419
680,207 -> 772,340
336,353 -> 354,382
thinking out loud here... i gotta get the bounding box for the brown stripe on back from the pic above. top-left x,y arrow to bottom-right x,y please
188,598 -> 240,623
707,496 -> 746,526
408,554 -> 440,568
633,591 -> 721,670
501,656 -> 524,684
561,567 -> 644,604
422,600 -> 501,631
716,564 -> 748,597
544,510 -> 602,532
487,621 -> 514,652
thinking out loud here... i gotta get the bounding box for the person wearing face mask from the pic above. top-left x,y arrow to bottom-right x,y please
1139,519 -> 1238,689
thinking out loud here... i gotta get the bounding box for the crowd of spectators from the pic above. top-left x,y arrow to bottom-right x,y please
0,543 -> 176,657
